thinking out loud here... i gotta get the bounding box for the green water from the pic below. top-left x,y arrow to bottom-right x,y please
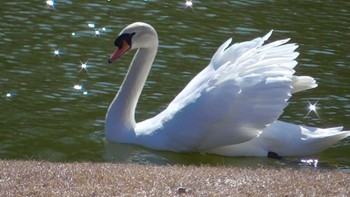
1,1 -> 349,168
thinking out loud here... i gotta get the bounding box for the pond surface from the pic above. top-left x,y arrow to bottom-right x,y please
1,1 -> 349,169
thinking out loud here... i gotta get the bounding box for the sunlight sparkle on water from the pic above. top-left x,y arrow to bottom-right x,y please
185,0 -> 193,8
74,84 -> 83,91
73,84 -> 88,95
300,158 -> 318,168
46,0 -> 55,8
73,83 -> 88,95
79,60 -> 88,72
53,49 -> 60,57
305,100 -> 320,119
88,23 -> 95,28
97,27 -> 108,35
6,93 -> 12,98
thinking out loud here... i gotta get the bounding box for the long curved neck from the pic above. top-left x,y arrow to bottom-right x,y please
106,45 -> 158,138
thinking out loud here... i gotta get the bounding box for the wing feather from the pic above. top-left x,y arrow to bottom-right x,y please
136,30 -> 315,151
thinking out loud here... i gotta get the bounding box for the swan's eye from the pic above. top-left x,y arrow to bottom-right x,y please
114,32 -> 136,49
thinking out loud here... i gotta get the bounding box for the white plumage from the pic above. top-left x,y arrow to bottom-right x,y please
105,22 -> 349,157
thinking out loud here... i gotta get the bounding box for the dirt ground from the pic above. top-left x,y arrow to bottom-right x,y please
0,160 -> 349,196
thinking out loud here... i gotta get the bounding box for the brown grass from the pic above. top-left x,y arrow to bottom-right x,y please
0,160 -> 349,196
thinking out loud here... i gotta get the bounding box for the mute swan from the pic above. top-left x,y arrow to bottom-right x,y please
106,22 -> 350,157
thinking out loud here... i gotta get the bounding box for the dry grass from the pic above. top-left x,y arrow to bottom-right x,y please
0,160 -> 349,196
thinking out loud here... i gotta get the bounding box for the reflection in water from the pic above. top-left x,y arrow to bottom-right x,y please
104,142 -> 276,167
0,1 -> 349,168
300,159 -> 318,168
104,142 -> 339,171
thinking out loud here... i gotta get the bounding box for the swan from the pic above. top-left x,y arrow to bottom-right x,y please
106,22 -> 350,157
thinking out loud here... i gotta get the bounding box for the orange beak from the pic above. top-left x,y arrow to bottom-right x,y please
108,40 -> 131,63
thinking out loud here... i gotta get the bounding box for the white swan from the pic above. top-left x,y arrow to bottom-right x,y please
106,22 -> 350,157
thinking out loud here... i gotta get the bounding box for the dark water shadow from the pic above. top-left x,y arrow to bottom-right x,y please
103,142 -> 341,171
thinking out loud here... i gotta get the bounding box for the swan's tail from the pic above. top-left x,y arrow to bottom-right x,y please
205,121 -> 350,157
259,121 -> 350,156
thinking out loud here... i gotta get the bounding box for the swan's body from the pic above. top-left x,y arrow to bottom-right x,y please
106,22 -> 350,157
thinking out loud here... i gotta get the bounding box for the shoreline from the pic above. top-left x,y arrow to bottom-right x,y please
1,160 -> 349,196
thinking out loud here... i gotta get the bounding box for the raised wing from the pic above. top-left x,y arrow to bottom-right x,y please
136,31 -> 308,151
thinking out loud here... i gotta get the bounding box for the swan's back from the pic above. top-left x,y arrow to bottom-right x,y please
135,30 -> 317,151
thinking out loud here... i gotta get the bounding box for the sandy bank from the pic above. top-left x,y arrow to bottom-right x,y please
0,160 -> 349,196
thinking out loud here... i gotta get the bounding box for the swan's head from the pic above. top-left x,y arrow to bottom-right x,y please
108,22 -> 158,63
